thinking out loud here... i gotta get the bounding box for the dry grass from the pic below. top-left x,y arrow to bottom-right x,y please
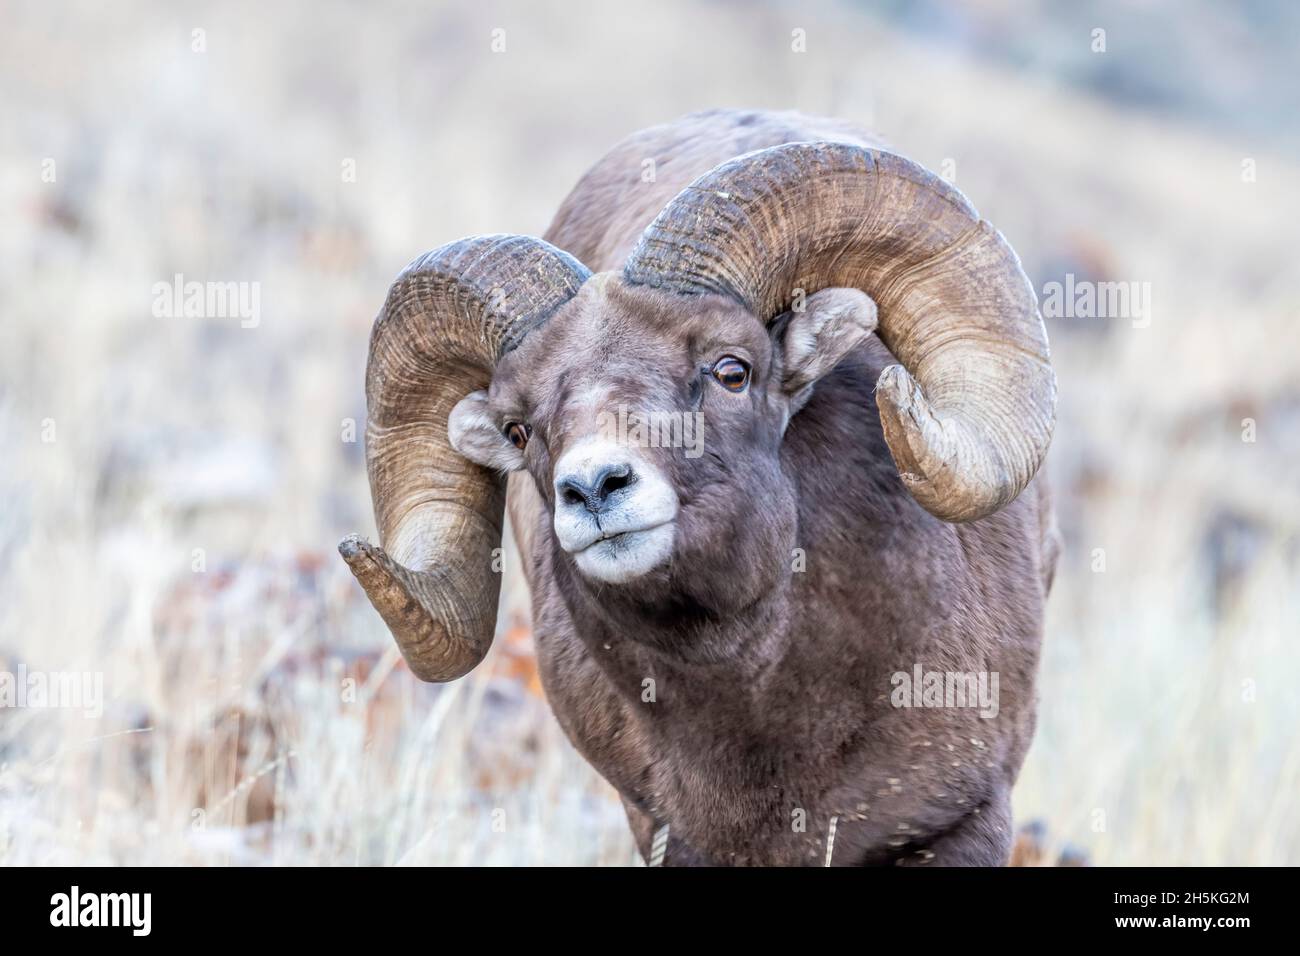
1,0 -> 1296,865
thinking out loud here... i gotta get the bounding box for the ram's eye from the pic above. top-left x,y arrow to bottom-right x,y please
505,422 -> 531,450
712,356 -> 750,392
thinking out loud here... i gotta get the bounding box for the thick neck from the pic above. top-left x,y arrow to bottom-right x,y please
551,532 -> 797,701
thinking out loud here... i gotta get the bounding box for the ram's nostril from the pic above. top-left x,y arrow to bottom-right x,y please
598,466 -> 633,499
556,463 -> 635,514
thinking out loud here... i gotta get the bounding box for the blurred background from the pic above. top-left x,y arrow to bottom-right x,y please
1,0 -> 1296,865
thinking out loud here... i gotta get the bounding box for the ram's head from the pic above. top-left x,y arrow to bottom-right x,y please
339,143 -> 1055,681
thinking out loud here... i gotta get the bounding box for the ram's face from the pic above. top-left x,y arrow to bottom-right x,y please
449,275 -> 877,589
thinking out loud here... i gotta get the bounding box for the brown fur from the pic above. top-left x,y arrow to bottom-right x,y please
496,111 -> 1055,865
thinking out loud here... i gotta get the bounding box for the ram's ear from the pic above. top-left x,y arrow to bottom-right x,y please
448,391 -> 526,472
777,288 -> 878,411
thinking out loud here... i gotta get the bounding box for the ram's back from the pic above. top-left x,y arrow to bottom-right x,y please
543,109 -> 885,270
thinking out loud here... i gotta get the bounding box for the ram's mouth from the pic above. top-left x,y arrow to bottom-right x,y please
571,521 -> 674,555
570,521 -> 677,584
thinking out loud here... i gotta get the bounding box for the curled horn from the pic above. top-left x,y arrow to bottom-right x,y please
340,235 -> 589,680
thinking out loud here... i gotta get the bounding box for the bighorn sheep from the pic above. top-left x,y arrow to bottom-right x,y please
339,110 -> 1058,866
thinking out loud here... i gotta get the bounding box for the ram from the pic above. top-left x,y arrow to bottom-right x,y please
339,110 -> 1058,866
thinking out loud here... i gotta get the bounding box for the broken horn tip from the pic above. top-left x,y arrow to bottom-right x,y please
337,533 -> 368,561
874,363 -> 907,396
